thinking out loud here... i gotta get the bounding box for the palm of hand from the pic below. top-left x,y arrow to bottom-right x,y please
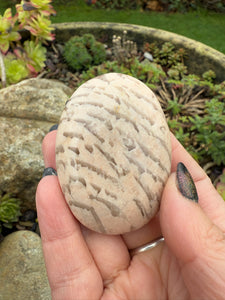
77,232 -> 187,300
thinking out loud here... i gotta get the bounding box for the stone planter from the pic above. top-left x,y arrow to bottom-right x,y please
53,21 -> 225,83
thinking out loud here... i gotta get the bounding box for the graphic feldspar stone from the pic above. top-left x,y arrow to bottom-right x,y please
56,73 -> 171,234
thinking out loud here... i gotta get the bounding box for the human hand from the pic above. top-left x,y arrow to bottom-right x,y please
36,129 -> 225,300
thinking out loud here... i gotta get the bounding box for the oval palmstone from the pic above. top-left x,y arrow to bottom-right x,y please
56,73 -> 171,234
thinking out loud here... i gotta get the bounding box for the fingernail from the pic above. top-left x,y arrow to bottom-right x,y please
42,167 -> 57,178
49,124 -> 58,132
176,162 -> 198,203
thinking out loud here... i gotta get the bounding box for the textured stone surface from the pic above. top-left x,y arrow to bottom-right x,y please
0,230 -> 51,300
56,73 -> 171,234
0,78 -> 72,209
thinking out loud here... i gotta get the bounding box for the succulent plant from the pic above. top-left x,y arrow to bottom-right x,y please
0,8 -> 21,54
202,69 -> 216,82
0,194 -> 21,231
0,0 -> 55,86
23,40 -> 47,73
63,34 -> 106,71
2,53 -> 29,84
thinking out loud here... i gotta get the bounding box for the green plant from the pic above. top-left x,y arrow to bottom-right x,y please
166,97 -> 184,116
80,60 -> 132,83
216,169 -> 225,200
0,193 -> 21,232
0,8 -> 21,54
0,0 -> 55,86
143,42 -> 187,71
202,69 -> 216,83
130,59 -> 166,86
189,98 -> 225,165
63,34 -> 106,71
3,53 -> 29,84
23,40 -> 47,73
168,63 -> 188,80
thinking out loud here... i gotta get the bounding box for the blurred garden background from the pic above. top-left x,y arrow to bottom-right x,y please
1,0 -> 224,54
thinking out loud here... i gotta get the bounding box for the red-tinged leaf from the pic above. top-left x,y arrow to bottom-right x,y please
3,8 -> 12,20
27,63 -> 37,74
0,41 -> 10,54
9,31 -> 21,42
13,48 -> 22,58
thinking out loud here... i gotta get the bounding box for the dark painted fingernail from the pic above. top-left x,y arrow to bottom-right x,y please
49,124 -> 58,132
42,167 -> 57,178
176,162 -> 198,203
65,99 -> 71,105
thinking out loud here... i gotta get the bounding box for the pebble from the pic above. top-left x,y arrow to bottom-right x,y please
56,73 -> 171,234
144,51 -> 154,61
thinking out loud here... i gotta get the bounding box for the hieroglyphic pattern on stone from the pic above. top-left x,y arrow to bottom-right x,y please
56,73 -> 171,234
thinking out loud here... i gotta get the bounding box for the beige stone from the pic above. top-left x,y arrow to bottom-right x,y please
56,73 -> 171,234
0,231 -> 51,300
0,78 -> 72,210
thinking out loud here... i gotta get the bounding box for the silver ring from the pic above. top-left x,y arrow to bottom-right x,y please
130,237 -> 164,256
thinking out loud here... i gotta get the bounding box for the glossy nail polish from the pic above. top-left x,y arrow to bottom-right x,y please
42,167 -> 57,178
176,162 -> 198,203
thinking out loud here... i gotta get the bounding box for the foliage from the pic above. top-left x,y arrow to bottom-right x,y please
80,57 -> 166,89
0,8 -> 21,54
80,60 -> 132,82
23,40 -> 47,73
63,34 -> 106,71
202,70 -> 216,83
216,169 -> 225,200
198,0 -> 225,12
138,0 -> 225,12
168,96 -> 225,166
143,42 -> 187,77
3,53 -> 29,84
0,0 -> 55,86
130,59 -> 166,86
93,0 -> 137,10
159,0 -> 197,12
189,98 -> 225,165
90,0 -> 225,12
0,193 -> 21,232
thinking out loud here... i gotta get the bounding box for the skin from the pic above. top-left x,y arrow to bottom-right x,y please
36,131 -> 225,300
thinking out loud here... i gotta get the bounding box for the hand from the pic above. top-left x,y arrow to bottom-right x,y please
36,130 -> 225,300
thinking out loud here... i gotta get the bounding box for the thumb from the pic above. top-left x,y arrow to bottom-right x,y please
160,162 -> 225,300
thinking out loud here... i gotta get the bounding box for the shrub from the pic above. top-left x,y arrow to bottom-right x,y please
93,0 -> 137,9
138,0 -> 225,12
63,34 -> 106,71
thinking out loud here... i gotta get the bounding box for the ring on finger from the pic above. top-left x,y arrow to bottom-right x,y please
129,237 -> 165,256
